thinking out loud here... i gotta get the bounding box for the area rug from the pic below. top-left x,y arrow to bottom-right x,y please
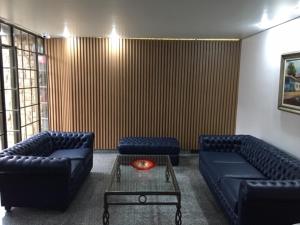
1,153 -> 228,225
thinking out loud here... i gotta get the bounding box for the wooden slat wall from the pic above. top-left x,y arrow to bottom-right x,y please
45,38 -> 241,150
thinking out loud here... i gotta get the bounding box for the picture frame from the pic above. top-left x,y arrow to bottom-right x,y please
278,52 -> 300,114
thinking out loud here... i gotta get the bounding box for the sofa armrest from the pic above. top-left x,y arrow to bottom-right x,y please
198,135 -> 244,152
0,155 -> 71,175
238,179 -> 300,225
48,131 -> 94,150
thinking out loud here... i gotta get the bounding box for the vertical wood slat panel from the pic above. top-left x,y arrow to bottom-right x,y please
45,38 -> 241,150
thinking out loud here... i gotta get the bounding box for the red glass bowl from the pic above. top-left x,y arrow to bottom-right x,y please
130,159 -> 156,171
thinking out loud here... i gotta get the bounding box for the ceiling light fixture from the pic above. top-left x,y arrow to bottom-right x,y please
109,25 -> 120,51
256,2 -> 300,30
63,26 -> 71,38
109,25 -> 119,41
256,11 -> 272,29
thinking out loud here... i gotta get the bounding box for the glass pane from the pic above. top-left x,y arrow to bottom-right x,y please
0,95 -> 2,112
29,35 -> 36,52
32,88 -> 38,104
18,70 -> 24,88
7,131 -> 20,147
14,29 -> 22,49
37,38 -> 44,54
21,127 -> 26,140
25,106 -> 32,124
33,104 -> 39,121
40,87 -> 47,103
20,107 -> 25,126
31,71 -> 37,87
3,69 -> 16,89
33,121 -> 39,134
23,51 -> 30,69
19,89 -> 25,107
0,23 -> 11,45
21,32 -> 29,50
0,135 -> 4,151
2,48 -> 12,68
5,90 -> 18,110
40,103 -> 48,118
38,55 -> 46,72
0,113 -> 3,134
41,118 -> 48,131
25,89 -> 31,106
24,70 -> 31,88
30,52 -> 36,69
39,72 -> 47,87
26,124 -> 33,137
6,110 -> 18,131
17,50 -> 23,68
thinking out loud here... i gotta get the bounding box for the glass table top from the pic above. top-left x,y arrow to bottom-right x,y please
106,155 -> 180,194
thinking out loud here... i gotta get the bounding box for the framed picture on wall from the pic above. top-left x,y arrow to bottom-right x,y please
278,52 -> 300,114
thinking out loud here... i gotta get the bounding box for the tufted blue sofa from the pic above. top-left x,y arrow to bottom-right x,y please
199,135 -> 300,225
0,131 -> 94,211
118,137 -> 180,165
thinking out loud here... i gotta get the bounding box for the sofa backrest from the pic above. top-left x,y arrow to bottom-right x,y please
3,132 -> 53,157
48,132 -> 93,150
200,135 -> 244,152
240,136 -> 300,180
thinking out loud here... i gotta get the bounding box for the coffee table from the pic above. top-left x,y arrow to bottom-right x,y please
103,155 -> 182,225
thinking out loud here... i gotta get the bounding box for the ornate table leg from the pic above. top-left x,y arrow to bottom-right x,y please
103,208 -> 109,225
165,168 -> 170,182
175,194 -> 182,225
175,206 -> 182,225
103,194 -> 109,225
116,166 -> 121,182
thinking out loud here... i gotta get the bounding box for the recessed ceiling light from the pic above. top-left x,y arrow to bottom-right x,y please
63,26 -> 71,38
256,3 -> 300,30
256,11 -> 272,29
109,25 -> 119,40
109,25 -> 120,50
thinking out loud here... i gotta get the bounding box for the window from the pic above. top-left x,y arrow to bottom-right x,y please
0,23 -> 7,149
0,22 -> 48,149
37,38 -> 48,131
14,29 -> 40,141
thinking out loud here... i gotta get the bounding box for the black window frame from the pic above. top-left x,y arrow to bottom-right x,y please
0,20 -> 47,149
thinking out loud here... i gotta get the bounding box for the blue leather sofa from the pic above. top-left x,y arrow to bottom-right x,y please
118,137 -> 180,165
199,135 -> 300,225
0,131 -> 94,211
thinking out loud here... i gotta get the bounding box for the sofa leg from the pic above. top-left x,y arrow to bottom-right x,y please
4,206 -> 11,212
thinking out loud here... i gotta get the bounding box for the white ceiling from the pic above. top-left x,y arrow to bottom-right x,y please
0,0 -> 300,39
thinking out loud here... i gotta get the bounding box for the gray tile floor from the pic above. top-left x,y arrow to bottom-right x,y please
0,153 -> 228,225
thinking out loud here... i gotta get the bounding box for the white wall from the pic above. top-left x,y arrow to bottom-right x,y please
236,18 -> 300,159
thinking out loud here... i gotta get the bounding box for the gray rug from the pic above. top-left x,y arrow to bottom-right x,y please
1,153 -> 228,225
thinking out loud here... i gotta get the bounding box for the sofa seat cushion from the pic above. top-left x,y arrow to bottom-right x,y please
220,178 -> 242,213
50,148 -> 90,160
206,161 -> 266,183
200,152 -> 247,165
50,148 -> 91,166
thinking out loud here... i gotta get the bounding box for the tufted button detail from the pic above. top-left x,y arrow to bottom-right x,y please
48,131 -> 94,150
239,136 -> 300,180
0,131 -> 94,176
199,135 -> 245,153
